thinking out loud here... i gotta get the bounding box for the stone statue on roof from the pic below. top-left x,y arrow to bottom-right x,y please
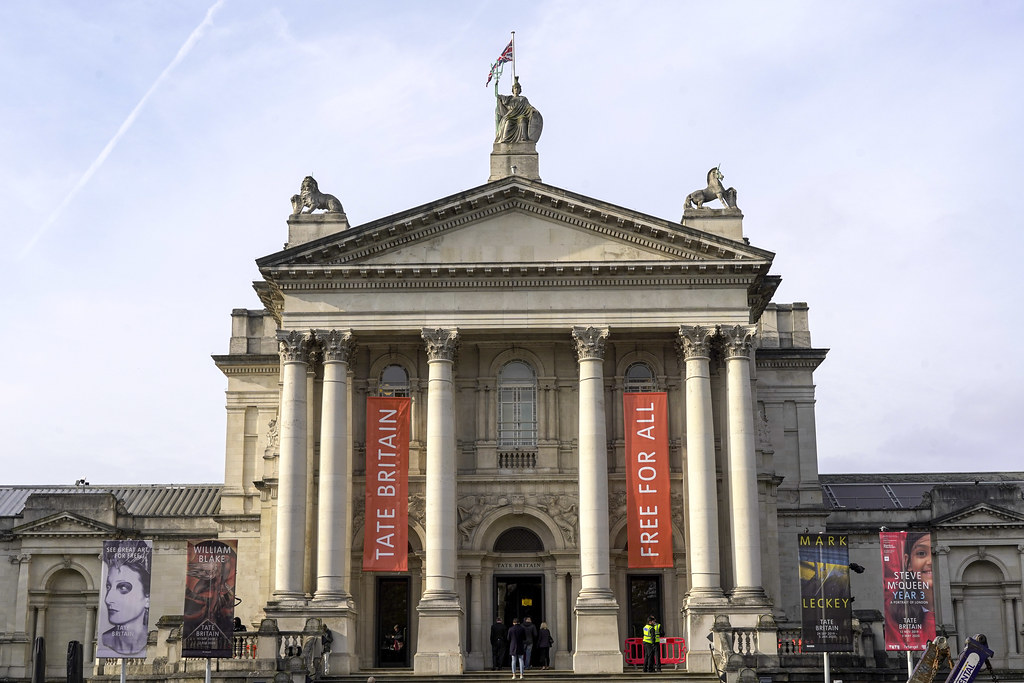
685,166 -> 738,210
494,76 -> 543,144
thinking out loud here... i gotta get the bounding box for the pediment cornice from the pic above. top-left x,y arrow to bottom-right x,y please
257,177 -> 774,274
932,502 -> 1024,529
12,511 -> 118,538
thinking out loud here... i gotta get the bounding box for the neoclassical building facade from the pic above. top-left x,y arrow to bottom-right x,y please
3,118 -> 1023,680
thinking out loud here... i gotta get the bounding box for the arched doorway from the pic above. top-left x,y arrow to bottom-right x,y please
956,559 -> 1021,666
42,568 -> 90,676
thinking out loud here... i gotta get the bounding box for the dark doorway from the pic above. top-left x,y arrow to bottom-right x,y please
627,575 -> 662,638
495,575 -> 543,667
376,577 -> 410,667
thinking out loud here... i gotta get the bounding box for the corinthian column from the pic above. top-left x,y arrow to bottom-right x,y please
571,325 -> 623,674
721,325 -> 766,601
315,329 -> 355,602
414,327 -> 464,675
678,325 -> 724,599
274,330 -> 312,600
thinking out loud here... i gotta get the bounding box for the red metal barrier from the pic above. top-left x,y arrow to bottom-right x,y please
661,637 -> 687,666
624,637 -> 644,666
624,637 -> 687,668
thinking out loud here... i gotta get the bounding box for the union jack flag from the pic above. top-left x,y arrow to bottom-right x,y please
486,39 -> 514,86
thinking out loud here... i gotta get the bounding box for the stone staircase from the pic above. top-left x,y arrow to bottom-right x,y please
323,669 -> 718,683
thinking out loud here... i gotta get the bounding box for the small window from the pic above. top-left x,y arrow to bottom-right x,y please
498,360 -> 537,448
494,527 -> 544,553
379,365 -> 410,397
624,362 -> 657,392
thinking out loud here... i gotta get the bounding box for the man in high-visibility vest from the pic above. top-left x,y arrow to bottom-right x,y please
653,617 -> 663,672
642,616 -> 657,673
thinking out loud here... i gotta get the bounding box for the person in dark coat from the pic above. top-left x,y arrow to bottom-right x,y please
523,616 -> 538,669
537,621 -> 553,669
507,617 -> 527,679
489,616 -> 508,671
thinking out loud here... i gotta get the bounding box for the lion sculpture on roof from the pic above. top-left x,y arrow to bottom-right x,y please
290,176 -> 344,216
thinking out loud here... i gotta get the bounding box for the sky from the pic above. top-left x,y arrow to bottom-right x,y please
2,1 -> 1022,485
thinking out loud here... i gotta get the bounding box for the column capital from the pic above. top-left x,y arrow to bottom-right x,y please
317,329 -> 355,363
572,325 -> 610,361
9,553 -> 30,565
720,324 -> 757,358
421,327 -> 460,361
936,544 -> 951,555
677,324 -> 717,359
277,330 -> 313,362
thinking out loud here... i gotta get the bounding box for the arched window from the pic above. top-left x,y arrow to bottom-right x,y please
493,527 -> 544,553
379,364 -> 410,397
498,360 -> 537,448
624,362 -> 657,392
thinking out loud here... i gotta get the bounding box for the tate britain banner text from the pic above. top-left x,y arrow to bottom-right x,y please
182,539 -> 238,658
624,392 -> 673,568
97,539 -> 153,658
798,533 -> 853,651
363,396 -> 410,572
880,531 -> 935,650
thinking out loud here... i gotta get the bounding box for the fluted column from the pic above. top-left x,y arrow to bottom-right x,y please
722,325 -> 766,601
315,329 -> 355,601
571,325 -> 622,674
274,330 -> 312,600
574,326 -> 613,599
679,325 -> 724,599
414,327 -> 464,675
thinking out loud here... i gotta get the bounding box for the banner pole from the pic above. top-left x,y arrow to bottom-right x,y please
906,651 -> 913,679
823,651 -> 831,683
205,657 -> 212,683
119,658 -> 126,683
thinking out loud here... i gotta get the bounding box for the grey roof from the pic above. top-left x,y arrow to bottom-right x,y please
0,484 -> 222,518
820,473 -> 1024,510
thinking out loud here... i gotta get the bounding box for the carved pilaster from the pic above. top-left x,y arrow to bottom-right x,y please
317,329 -> 355,363
421,327 -> 460,361
678,324 -> 718,359
720,324 -> 757,358
278,330 -> 313,362
572,326 -> 610,361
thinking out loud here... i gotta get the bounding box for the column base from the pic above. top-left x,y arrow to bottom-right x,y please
413,593 -> 464,675
729,586 -> 770,606
681,598 -> 728,675
300,603 -> 360,676
573,592 -> 623,674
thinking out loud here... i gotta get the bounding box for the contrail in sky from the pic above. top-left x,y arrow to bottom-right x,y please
19,0 -> 226,259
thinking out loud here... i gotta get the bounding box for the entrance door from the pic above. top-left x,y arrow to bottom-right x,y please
376,577 -> 410,667
627,575 -> 662,639
495,575 -> 543,667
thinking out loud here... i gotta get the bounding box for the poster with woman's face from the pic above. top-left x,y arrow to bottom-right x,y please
880,531 -> 935,650
97,540 -> 153,659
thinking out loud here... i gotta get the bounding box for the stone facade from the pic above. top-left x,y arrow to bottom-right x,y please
3,147 -> 1022,682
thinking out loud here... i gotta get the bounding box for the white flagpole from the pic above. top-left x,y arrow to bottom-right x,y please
511,31 -> 516,81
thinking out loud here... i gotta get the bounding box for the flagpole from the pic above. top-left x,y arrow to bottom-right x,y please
511,31 -> 516,81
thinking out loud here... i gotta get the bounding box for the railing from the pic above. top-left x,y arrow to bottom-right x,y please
498,451 -> 536,469
777,628 -> 803,654
730,628 -> 758,656
232,633 -> 258,659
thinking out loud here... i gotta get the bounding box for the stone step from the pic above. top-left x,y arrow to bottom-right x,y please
323,669 -> 715,683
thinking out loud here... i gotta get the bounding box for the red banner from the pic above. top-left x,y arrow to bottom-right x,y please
363,397 -> 410,572
880,531 -> 935,650
182,539 -> 237,658
624,392 -> 673,568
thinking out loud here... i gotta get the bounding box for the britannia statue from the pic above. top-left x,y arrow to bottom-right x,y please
494,75 -> 543,144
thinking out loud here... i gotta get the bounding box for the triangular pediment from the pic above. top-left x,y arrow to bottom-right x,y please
258,176 -> 774,270
13,511 -> 118,538
933,502 -> 1024,529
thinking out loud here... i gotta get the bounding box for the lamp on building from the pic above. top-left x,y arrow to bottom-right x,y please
74,478 -> 89,487
849,563 -> 866,574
